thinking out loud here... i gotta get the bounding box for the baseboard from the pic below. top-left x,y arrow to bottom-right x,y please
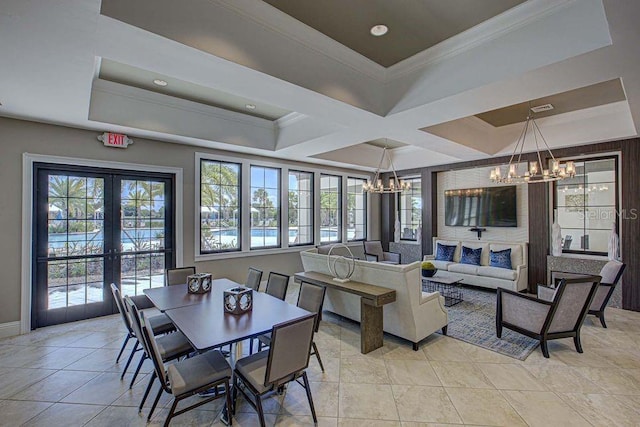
0,321 -> 21,339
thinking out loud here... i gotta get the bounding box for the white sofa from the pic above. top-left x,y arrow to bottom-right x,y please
300,248 -> 448,349
424,238 -> 528,292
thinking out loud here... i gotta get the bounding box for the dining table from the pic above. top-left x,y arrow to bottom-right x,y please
143,278 -> 311,354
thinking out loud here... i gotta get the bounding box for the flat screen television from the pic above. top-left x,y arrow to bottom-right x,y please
444,186 -> 517,227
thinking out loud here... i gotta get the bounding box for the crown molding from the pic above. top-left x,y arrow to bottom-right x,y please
275,112 -> 307,128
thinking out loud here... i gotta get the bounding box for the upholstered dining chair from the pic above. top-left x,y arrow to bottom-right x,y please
258,281 -> 327,371
165,266 -> 196,286
232,313 -> 318,427
110,284 -> 175,379
246,267 -> 263,291
264,271 -> 290,301
139,312 -> 233,427
123,296 -> 193,392
363,240 -> 401,264
547,261 -> 626,328
497,276 -> 601,358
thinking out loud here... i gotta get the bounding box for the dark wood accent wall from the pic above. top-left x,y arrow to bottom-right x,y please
382,137 -> 640,311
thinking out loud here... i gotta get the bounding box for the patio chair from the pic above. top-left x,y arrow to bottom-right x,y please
232,313 -> 318,427
497,276 -> 601,358
165,266 -> 196,286
364,240 -> 400,264
258,281 -> 327,371
140,312 -> 233,427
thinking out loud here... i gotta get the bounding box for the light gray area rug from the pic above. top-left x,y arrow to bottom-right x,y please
441,287 -> 540,361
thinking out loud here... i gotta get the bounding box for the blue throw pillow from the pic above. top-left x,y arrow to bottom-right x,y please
460,246 -> 482,265
435,243 -> 456,262
490,248 -> 512,269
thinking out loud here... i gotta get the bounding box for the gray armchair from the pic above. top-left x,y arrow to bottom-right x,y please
497,276 -> 601,358
364,241 -> 401,264
547,261 -> 626,328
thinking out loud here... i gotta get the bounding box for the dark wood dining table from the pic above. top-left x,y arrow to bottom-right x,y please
144,278 -> 311,352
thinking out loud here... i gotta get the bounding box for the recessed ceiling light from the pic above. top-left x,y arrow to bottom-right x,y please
153,79 -> 168,87
245,104 -> 256,110
370,24 -> 388,37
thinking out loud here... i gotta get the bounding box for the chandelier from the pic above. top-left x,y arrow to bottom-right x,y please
490,105 -> 575,184
363,146 -> 411,193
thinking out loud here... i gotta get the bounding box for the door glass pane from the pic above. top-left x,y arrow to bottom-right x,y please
121,179 -> 165,253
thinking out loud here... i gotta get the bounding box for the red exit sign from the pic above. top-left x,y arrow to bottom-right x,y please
98,132 -> 133,148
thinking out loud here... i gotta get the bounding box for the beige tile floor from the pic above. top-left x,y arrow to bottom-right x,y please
1,283 -> 640,426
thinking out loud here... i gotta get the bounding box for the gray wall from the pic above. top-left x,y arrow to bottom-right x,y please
0,117 -> 379,325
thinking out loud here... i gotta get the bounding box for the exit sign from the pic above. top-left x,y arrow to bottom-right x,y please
98,132 -> 133,148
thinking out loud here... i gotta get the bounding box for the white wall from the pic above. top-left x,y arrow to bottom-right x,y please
437,165 -> 528,243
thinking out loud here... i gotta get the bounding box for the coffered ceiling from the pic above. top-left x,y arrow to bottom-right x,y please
1,0 -> 639,172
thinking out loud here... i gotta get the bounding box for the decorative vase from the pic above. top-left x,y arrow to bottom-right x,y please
187,273 -> 212,294
608,222 -> 620,261
394,213 -> 401,243
421,269 -> 436,278
551,210 -> 562,256
223,286 -> 253,314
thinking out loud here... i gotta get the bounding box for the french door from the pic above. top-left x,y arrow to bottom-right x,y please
33,163 -> 175,328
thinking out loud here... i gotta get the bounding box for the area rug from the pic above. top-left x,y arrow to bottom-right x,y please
440,286 -> 540,361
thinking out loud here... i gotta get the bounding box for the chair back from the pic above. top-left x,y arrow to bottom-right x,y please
548,276 -> 600,334
297,281 -> 326,332
123,296 -> 150,355
363,241 -> 384,261
265,272 -> 290,301
246,267 -> 263,291
138,310 -> 171,392
166,266 -> 196,286
264,313 -> 316,387
110,283 -> 133,334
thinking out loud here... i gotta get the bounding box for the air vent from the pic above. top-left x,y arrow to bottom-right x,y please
530,103 -> 554,113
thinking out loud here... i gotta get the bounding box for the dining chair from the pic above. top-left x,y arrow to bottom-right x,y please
264,272 -> 290,301
165,266 -> 196,286
258,281 -> 327,371
140,312 -> 233,427
246,267 -> 263,291
110,283 -> 175,379
123,296 -> 193,392
232,313 -> 318,426
497,276 -> 600,358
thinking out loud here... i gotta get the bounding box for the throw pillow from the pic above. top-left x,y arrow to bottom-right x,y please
460,246 -> 482,265
490,248 -> 512,269
435,243 -> 456,262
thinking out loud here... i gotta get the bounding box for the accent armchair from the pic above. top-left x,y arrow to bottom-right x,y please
547,260 -> 626,328
497,276 -> 601,358
364,240 -> 401,264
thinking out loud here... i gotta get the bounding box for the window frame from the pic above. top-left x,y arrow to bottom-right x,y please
288,170 -> 315,247
552,154 -> 620,256
347,177 -> 367,242
196,152 -> 369,260
397,176 -> 422,242
319,174 -> 342,244
249,165 -> 281,250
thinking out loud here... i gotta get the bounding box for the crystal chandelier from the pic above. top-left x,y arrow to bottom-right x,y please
363,147 -> 411,193
490,105 -> 575,184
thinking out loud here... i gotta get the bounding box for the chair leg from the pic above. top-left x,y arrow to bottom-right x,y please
121,341 -> 139,380
258,340 -> 263,352
231,375 -> 239,415
540,340 -> 550,358
249,338 -> 253,355
148,386 -> 163,421
599,312 -> 608,328
129,353 -> 146,389
574,334 -> 583,353
163,398 -> 178,427
312,342 -> 324,372
116,334 -> 131,363
496,323 -> 502,339
255,394 -> 266,427
224,379 -> 233,426
301,371 -> 317,424
441,325 -> 448,335
139,371 -> 156,412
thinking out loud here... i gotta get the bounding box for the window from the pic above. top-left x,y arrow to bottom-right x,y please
320,174 -> 341,243
288,171 -> 314,246
554,157 -> 618,255
398,177 -> 422,240
250,166 -> 280,249
347,177 -> 367,241
200,159 -> 241,253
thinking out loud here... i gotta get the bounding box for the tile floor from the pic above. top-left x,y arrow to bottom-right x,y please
1,283 -> 640,426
